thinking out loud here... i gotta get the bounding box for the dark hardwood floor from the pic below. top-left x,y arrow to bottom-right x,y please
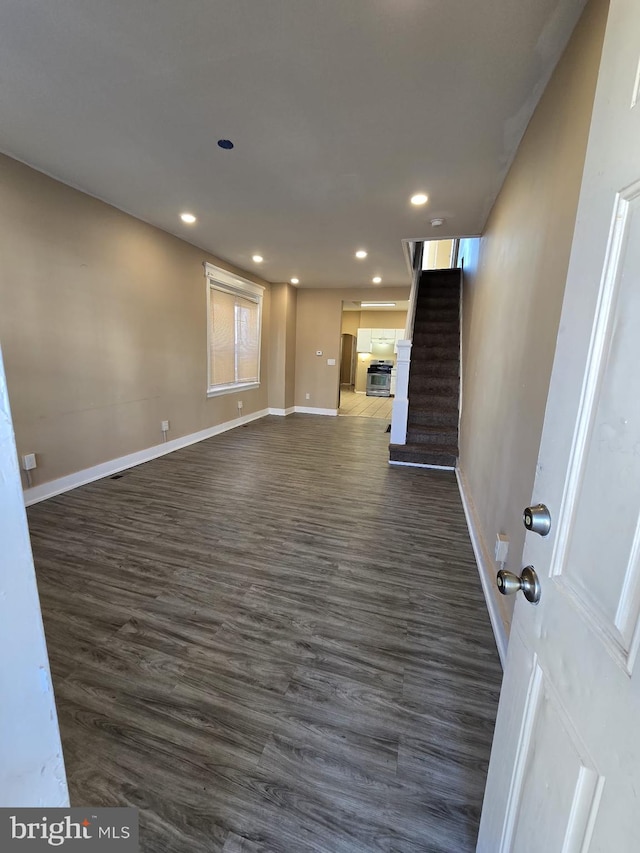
27,414 -> 502,852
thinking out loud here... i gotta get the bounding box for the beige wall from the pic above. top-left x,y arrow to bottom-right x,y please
0,154 -> 274,488
268,282 -> 297,411
458,0 -> 608,632
424,239 -> 454,270
341,313 -> 360,336
295,288 -> 410,410
359,310 -> 407,330
341,310 -> 408,333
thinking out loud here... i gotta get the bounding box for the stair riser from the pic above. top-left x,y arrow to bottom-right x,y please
415,312 -> 460,324
411,334 -> 459,348
406,430 -> 459,446
410,363 -> 459,379
409,397 -> 459,412
411,347 -> 459,362
415,300 -> 459,312
390,448 -> 457,467
409,378 -> 460,394
419,271 -> 460,285
408,411 -> 459,427
417,286 -> 460,298
413,322 -> 459,334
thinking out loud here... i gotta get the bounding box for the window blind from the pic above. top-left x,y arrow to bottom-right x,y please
209,286 -> 260,389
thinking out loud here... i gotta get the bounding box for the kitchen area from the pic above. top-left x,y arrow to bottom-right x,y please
338,301 -> 408,419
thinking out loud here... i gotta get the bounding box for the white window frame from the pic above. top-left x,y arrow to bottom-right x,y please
204,262 -> 265,398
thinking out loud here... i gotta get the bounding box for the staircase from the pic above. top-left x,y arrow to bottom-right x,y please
390,268 -> 461,467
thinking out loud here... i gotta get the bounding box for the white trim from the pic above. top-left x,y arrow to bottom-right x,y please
268,407 -> 295,416
23,409 -> 269,507
389,460 -> 455,471
203,262 -> 265,297
401,239 -> 415,280
207,381 -> 259,398
458,267 -> 464,438
456,465 -> 508,667
293,406 -> 338,416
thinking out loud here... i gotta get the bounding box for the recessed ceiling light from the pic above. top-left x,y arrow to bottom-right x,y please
180,212 -> 197,224
252,254 -> 264,263
290,277 -> 299,285
372,276 -> 382,284
411,193 -> 428,206
361,302 -> 396,308
355,249 -> 368,259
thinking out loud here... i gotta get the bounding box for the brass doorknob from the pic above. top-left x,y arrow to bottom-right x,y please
496,566 -> 541,604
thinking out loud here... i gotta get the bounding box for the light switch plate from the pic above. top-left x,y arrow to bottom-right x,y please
327,358 -> 336,366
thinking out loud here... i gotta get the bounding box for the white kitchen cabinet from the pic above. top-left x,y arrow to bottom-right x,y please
356,328 -> 372,352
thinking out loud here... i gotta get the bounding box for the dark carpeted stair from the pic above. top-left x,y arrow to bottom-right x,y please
390,268 -> 461,467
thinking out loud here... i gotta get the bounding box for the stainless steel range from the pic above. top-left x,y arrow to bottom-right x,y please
366,360 -> 393,397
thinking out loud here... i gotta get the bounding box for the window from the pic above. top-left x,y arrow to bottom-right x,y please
205,262 -> 264,397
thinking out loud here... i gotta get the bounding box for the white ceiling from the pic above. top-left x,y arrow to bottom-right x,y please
0,0 -> 586,288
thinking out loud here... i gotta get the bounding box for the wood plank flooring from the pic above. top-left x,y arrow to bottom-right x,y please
27,414 -> 502,852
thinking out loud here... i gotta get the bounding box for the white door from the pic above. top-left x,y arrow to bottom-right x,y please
478,1 -> 640,850
0,343 -> 67,805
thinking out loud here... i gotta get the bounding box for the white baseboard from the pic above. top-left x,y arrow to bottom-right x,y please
23,408 -> 270,507
389,460 -> 455,471
293,406 -> 338,416
268,407 -> 295,416
456,466 -> 509,667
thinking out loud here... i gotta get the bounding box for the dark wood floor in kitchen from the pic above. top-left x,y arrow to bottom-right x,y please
27,414 -> 503,853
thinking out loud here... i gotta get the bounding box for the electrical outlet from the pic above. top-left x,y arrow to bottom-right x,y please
161,420 -> 170,432
237,400 -> 243,410
305,393 -> 311,400
22,453 -> 37,470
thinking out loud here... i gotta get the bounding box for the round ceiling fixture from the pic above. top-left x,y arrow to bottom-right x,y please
217,139 -> 234,150
180,212 -> 197,224
410,193 -> 428,206
430,218 -> 445,227
355,249 -> 368,259
290,277 -> 299,285
372,276 -> 382,284
252,254 -> 264,263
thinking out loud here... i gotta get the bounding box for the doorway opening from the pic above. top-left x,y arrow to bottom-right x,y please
338,300 -> 408,421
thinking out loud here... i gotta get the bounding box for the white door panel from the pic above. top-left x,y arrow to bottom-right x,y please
478,1 -> 640,849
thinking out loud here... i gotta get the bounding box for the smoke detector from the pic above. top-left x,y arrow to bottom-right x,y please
431,218 -> 445,228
